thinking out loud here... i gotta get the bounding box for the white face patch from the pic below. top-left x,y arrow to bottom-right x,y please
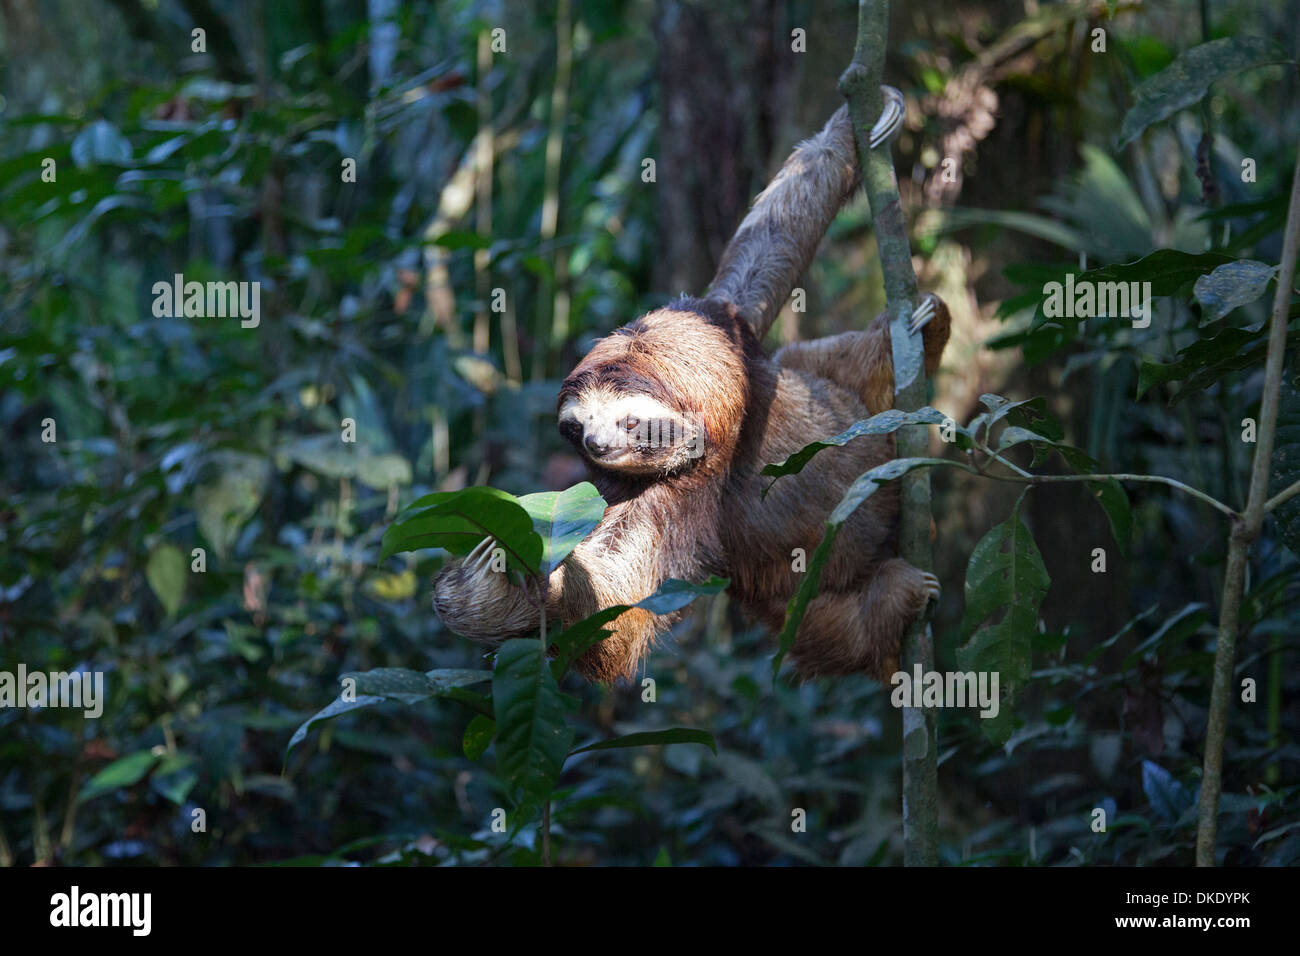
558,388 -> 703,472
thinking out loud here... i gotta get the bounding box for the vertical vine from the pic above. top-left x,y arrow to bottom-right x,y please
839,0 -> 939,866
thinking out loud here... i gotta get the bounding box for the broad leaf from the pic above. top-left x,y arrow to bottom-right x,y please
145,544 -> 186,617
1194,260 -> 1277,327
379,486 -> 542,577
286,668 -> 491,754
463,714 -> 496,761
1141,760 -> 1197,825
79,750 -> 160,803
517,482 -> 608,578
492,639 -> 574,803
1075,250 -> 1234,298
1118,37 -> 1292,147
287,694 -> 387,754
956,493 -> 1051,744
550,576 -> 730,673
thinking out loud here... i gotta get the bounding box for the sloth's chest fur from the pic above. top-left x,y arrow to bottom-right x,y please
584,362 -> 900,608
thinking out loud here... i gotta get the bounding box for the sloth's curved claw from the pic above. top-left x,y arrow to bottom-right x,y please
466,536 -> 498,575
920,571 -> 941,603
908,296 -> 937,335
869,86 -> 906,149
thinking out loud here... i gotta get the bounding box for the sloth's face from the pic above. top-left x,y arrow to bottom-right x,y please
558,390 -> 705,475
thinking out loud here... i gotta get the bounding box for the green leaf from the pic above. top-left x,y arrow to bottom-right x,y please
1077,250 -> 1235,298
286,668 -> 491,755
772,457 -> 961,676
1269,368 -> 1300,556
517,482 -> 608,578
569,728 -> 718,756
761,407 -> 960,486
634,575 -> 729,614
150,753 -> 199,805
956,493 -> 1051,744
1088,479 -> 1132,557
1118,37 -> 1293,147
426,668 -> 493,690
380,486 -> 542,576
1138,328 -> 1300,403
977,394 -> 1064,442
652,847 -> 672,867
549,577 -> 728,676
145,544 -> 186,617
1141,760 -> 1196,824
342,667 -> 442,704
463,715 -> 496,761
194,451 -> 269,560
71,119 -> 132,168
988,423 -> 1130,554
79,750 -> 161,803
1193,260 -> 1277,327
286,695 -> 387,754
492,639 -> 574,804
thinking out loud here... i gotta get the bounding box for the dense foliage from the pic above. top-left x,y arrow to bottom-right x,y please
1,0 -> 1296,866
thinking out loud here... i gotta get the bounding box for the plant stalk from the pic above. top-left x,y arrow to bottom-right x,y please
1196,147 -> 1300,865
840,0 -> 938,867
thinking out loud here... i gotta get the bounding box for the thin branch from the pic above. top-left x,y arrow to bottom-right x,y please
986,468 -> 1239,519
1264,477 -> 1300,513
1197,143 -> 1300,867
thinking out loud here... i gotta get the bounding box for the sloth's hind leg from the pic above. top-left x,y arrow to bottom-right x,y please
774,293 -> 951,414
785,559 -> 939,682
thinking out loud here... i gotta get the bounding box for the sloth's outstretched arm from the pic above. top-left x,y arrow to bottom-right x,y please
707,105 -> 860,340
432,521 -> 686,683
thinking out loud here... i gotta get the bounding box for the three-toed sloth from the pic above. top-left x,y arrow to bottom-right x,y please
434,104 -> 950,683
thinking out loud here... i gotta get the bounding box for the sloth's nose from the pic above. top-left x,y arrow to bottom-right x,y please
584,434 -> 611,457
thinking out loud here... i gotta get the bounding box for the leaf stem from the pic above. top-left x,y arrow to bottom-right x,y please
1263,477 -> 1300,513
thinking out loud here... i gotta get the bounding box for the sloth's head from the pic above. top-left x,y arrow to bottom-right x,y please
557,298 -> 758,480
557,387 -> 704,475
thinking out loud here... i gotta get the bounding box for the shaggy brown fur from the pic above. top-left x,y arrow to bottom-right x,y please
433,104 -> 951,683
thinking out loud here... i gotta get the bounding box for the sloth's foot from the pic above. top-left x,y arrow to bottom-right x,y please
908,296 -> 937,335
917,570 -> 942,608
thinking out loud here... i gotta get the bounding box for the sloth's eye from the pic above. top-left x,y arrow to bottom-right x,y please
558,418 -> 582,443
624,416 -> 640,431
